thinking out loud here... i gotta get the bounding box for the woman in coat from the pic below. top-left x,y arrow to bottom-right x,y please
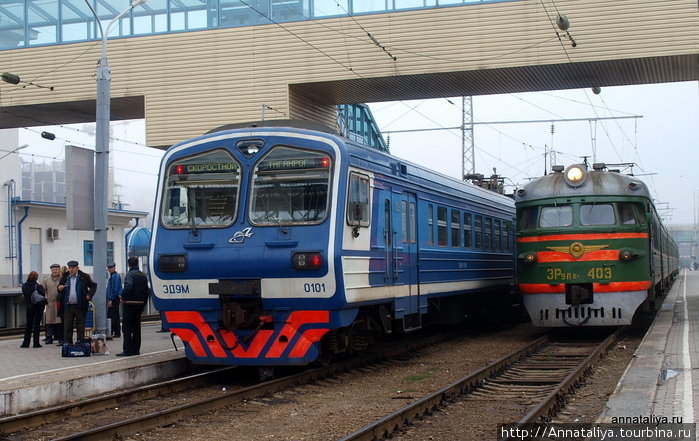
21,271 -> 47,348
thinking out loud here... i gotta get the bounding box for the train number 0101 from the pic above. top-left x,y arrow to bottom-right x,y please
304,282 -> 326,293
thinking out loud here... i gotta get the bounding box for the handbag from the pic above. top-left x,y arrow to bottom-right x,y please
30,289 -> 47,305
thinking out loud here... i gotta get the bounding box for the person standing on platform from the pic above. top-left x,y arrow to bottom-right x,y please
118,256 -> 149,356
21,271 -> 47,348
57,260 -> 97,344
42,263 -> 63,345
106,262 -> 122,339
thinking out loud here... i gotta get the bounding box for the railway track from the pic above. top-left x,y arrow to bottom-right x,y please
0,328 -> 463,441
339,329 -> 620,441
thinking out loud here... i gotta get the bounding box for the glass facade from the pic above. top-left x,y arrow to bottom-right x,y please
0,0 -> 519,50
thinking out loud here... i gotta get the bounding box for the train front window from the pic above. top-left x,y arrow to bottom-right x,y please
162,150 -> 241,228
580,204 -> 615,226
617,203 -> 638,225
539,206 -> 572,228
250,146 -> 332,225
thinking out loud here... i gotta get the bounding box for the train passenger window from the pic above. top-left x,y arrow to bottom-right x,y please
250,146 -> 331,225
451,210 -> 461,248
503,221 -> 511,251
518,207 -> 538,230
580,204 -> 615,225
493,220 -> 501,251
347,173 -> 370,227
385,199 -> 392,246
539,206 -> 572,227
617,203 -> 637,225
427,204 -> 434,246
409,202 -> 416,244
437,207 -> 448,247
401,201 -> 408,243
484,218 -> 492,250
474,216 -> 482,249
463,213 -> 472,248
162,149 -> 240,228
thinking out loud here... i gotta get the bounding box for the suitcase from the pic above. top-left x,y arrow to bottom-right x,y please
61,341 -> 91,357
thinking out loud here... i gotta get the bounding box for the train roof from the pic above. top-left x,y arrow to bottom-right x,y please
514,164 -> 652,204
186,120 -> 515,213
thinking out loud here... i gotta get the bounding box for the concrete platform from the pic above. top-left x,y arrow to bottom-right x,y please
600,269 -> 699,425
0,322 -> 187,416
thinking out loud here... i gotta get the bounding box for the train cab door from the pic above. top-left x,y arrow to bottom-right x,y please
385,191 -> 421,329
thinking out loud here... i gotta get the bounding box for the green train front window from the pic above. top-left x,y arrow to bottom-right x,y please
539,206 -> 572,228
580,204 -> 615,226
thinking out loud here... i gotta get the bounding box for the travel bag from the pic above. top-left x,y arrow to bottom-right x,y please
61,340 -> 91,357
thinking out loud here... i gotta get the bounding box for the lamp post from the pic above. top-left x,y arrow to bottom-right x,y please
0,144 -> 28,161
86,0 -> 147,341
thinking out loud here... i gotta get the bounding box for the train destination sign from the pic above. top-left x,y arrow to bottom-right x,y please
172,162 -> 239,174
258,157 -> 330,171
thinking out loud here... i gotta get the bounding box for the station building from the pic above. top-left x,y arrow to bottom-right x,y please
0,128 -> 148,328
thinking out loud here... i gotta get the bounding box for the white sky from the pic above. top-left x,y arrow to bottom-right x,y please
15,80 -> 699,225
368,81 -> 699,225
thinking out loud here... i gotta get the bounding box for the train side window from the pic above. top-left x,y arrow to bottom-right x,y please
409,202 -> 416,244
384,199 -> 392,246
503,221 -> 511,251
484,218 -> 492,250
617,203 -> 637,225
493,220 -> 501,251
427,204 -> 434,246
474,216 -> 482,249
633,203 -> 647,225
580,204 -> 615,225
539,206 -> 572,227
463,213 -> 472,248
401,200 -> 408,243
347,173 -> 370,227
451,210 -> 461,248
437,206 -> 448,247
518,207 -> 538,229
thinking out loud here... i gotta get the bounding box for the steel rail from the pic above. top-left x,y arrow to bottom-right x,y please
338,336 -> 550,441
0,366 -> 237,433
40,330 -> 462,441
497,329 -> 622,441
339,331 -> 619,441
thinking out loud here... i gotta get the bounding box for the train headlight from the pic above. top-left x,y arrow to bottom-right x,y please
564,164 -> 587,187
619,248 -> 645,261
518,251 -> 537,263
158,254 -> 187,272
292,252 -> 323,270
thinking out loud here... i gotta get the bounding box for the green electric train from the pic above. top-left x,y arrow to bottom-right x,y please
514,163 -> 678,327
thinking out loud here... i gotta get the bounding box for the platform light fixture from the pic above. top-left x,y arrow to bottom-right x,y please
1,72 -> 20,85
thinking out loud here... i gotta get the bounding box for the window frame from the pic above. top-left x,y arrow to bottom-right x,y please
249,145 -> 333,227
347,172 -> 371,227
161,148 -> 241,230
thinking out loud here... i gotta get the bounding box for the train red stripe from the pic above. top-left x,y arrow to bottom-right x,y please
519,281 -> 652,293
517,233 -> 649,243
536,250 -> 620,262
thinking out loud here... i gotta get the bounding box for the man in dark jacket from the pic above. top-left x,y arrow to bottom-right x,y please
118,256 -> 150,356
57,260 -> 97,344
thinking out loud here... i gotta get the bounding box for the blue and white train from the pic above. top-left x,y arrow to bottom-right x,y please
149,121 -> 516,367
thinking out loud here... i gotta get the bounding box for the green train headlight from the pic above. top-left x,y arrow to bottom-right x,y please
619,248 -> 645,261
564,164 -> 587,187
518,251 -> 538,263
